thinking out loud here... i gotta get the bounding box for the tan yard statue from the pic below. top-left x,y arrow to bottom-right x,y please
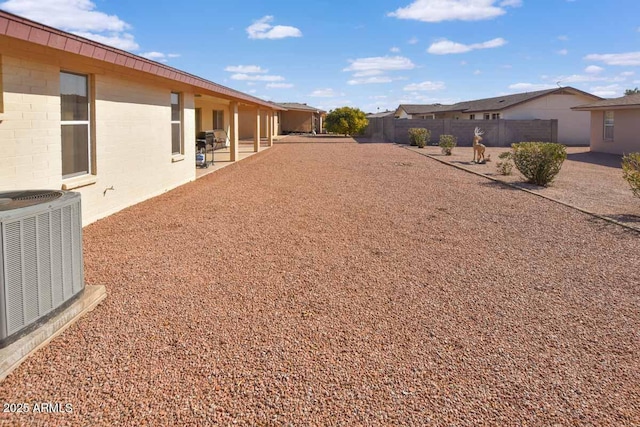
473,127 -> 486,163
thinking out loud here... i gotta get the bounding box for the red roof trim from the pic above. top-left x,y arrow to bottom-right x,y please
0,10 -> 284,110
0,17 -> 9,34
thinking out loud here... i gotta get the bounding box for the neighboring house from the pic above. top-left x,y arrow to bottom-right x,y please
274,103 -> 326,134
0,10 -> 284,225
365,110 -> 395,119
572,93 -> 640,155
395,87 -> 601,145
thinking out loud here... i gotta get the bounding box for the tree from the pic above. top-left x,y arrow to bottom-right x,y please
625,87 -> 640,95
325,107 -> 368,136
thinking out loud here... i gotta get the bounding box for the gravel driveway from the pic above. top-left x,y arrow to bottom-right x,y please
1,136 -> 639,426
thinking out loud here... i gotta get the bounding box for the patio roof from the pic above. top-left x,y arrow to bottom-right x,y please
572,93 -> 640,110
0,10 -> 285,111
273,102 -> 326,113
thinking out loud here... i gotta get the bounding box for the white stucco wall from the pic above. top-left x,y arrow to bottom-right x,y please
0,41 -> 196,225
501,93 -> 595,145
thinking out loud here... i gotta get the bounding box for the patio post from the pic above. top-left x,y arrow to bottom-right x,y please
267,110 -> 273,147
254,108 -> 261,152
230,101 -> 239,162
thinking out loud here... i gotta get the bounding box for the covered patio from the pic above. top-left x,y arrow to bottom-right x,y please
195,138 -> 281,179
193,93 -> 284,175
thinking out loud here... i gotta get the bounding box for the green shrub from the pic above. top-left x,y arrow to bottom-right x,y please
439,134 -> 457,155
511,142 -> 567,186
622,152 -> 640,198
325,106 -> 368,136
408,128 -> 430,148
496,151 -> 513,175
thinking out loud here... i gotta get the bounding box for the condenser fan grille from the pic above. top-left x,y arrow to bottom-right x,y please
0,190 -> 84,348
0,191 -> 63,211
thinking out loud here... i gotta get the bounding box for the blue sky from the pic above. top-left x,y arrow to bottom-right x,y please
2,0 -> 640,112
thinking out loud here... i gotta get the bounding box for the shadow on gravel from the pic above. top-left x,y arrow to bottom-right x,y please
566,151 -> 623,169
586,216 -> 640,234
607,213 -> 640,224
478,181 -> 525,191
352,137 -> 392,144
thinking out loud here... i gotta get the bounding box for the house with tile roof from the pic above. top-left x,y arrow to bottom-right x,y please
572,93 -> 640,155
0,10 -> 285,225
395,87 -> 601,146
273,103 -> 326,134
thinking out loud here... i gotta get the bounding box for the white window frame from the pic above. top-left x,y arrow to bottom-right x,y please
603,111 -> 614,141
171,92 -> 183,155
60,71 -> 92,179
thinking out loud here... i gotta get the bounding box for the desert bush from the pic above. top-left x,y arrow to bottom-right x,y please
511,142 -> 567,186
439,134 -> 457,155
325,107 -> 368,136
408,128 -> 430,148
622,152 -> 640,198
496,151 -> 513,175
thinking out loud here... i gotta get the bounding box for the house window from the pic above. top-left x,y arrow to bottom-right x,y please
492,113 -> 500,120
60,72 -> 91,178
484,114 -> 490,120
171,92 -> 182,154
213,110 -> 224,129
469,114 -> 475,120
604,111 -> 614,141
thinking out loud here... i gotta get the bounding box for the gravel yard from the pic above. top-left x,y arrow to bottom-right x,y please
407,145 -> 640,230
1,136 -> 639,426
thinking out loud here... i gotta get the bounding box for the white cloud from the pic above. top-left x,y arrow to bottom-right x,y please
473,69 -> 482,75
427,37 -> 506,54
403,81 -> 446,91
584,65 -> 604,74
390,46 -> 400,53
246,16 -> 302,40
584,52 -> 640,66
344,56 -> 414,85
508,83 -> 556,91
310,88 -> 344,97
408,36 -> 419,44
344,56 -> 416,72
389,0 -> 520,23
348,76 -> 396,85
230,73 -> 285,82
558,35 -> 569,41
353,70 -> 384,77
266,83 -> 293,88
557,49 -> 568,55
1,0 -> 129,31
140,51 -> 180,63
553,73 -> 624,84
1,0 -> 140,50
621,71 -> 635,77
224,65 -> 268,73
589,84 -> 621,98
72,31 -> 138,50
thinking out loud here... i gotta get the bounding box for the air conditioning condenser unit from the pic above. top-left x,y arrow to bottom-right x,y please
0,190 -> 84,348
